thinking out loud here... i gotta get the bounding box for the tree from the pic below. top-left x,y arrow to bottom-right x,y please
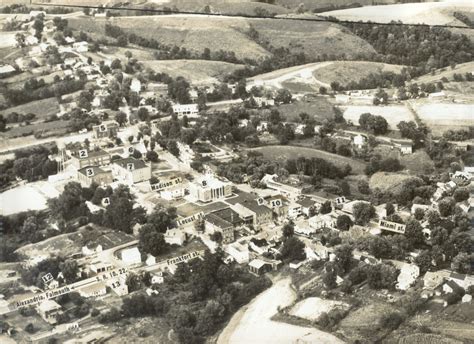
380,312 -> 404,330
414,250 -> 432,274
274,89 -> 292,104
15,32 -> 26,48
451,252 -> 471,273
334,244 -> 353,273
453,188 -> 469,202
385,202 -> 395,217
138,224 -> 169,257
366,263 -> 398,289
404,218 -> 425,247
282,222 -> 294,238
438,197 -> 456,217
280,237 -> 306,262
352,202 -> 375,225
146,150 -> 159,162
115,111 -> 127,126
59,259 -> 79,282
320,201 -> 332,214
336,215 -> 353,231
167,140 -> 180,157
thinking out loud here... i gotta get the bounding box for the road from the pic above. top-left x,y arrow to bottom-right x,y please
218,277 -> 344,344
247,61 -> 333,90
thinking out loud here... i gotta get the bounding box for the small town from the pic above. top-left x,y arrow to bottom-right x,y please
0,1 -> 473,344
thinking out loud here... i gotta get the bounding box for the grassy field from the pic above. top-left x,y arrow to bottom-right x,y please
277,97 -> 337,122
142,59 -> 244,85
318,1 -> 474,26
369,172 -> 420,193
414,61 -> 474,84
249,145 -> 366,174
412,101 -> 474,135
250,18 -> 375,58
0,97 -> 60,118
312,61 -> 404,86
1,119 -> 71,139
341,105 -> 415,130
68,13 -> 374,61
1,98 -> 59,124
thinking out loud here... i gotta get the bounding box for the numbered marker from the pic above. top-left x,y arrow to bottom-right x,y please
79,149 -> 88,158
86,168 -> 94,177
128,147 -> 134,154
42,273 -> 53,284
257,198 -> 264,205
99,124 -> 106,132
202,180 -> 207,187
271,199 -> 282,207
127,163 -> 134,171
102,197 -> 110,206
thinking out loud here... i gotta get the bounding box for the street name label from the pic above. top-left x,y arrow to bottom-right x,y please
176,212 -> 203,227
379,219 -> 406,234
151,177 -> 183,192
166,250 -> 204,266
10,267 -> 128,310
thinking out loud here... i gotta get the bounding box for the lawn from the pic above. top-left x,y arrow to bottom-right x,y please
0,97 -> 60,119
369,172 -> 421,193
278,98 -> 337,122
412,102 -> 474,135
1,120 -> 71,139
249,145 -> 366,174
341,105 -> 415,130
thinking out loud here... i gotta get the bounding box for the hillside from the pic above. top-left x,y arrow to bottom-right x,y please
142,59 -> 245,84
67,14 -> 375,61
414,61 -> 474,84
318,0 -> 474,26
311,61 -> 404,86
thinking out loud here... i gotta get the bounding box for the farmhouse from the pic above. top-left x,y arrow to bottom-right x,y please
112,158 -> 152,185
172,103 -> 199,116
392,139 -> 413,155
77,166 -> 113,187
352,134 -> 367,149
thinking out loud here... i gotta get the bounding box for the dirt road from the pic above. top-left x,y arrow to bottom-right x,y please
218,277 -> 345,344
247,62 -> 333,91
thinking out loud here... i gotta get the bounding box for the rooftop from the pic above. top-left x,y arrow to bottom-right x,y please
114,157 -> 148,169
72,148 -> 110,159
78,165 -> 109,177
205,212 -> 233,230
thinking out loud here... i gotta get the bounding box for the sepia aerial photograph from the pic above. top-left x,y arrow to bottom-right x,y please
0,0 -> 473,343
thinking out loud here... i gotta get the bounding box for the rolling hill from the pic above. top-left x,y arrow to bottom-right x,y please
67,13 -> 375,61
142,59 -> 245,84
318,0 -> 474,26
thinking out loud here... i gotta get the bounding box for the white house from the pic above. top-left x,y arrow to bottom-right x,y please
112,158 -> 152,185
36,300 -> 63,325
353,134 -> 367,149
308,214 -> 335,230
82,244 -> 103,256
164,228 -> 186,246
73,41 -> 89,52
172,103 -> 199,116
160,185 -> 185,200
79,282 -> 107,298
120,247 -> 142,266
151,272 -> 164,285
226,240 -> 250,264
130,78 -> 142,93
287,202 -> 302,219
396,263 -> 420,290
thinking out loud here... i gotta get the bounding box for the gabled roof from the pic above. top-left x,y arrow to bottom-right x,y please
78,165 -> 109,176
